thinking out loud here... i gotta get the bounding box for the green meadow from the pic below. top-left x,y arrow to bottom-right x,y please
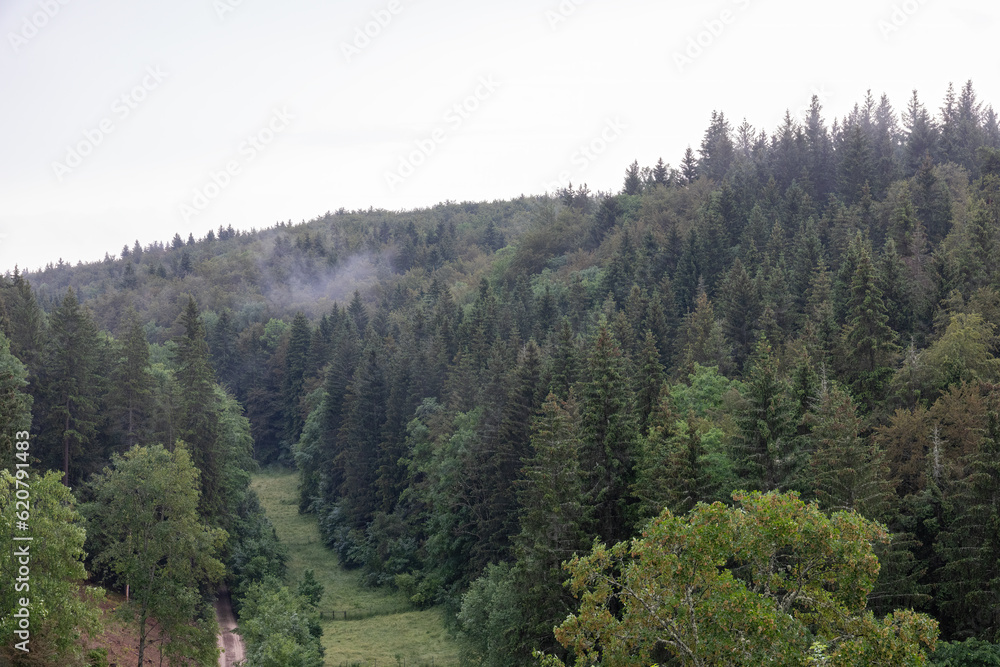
251,470 -> 461,666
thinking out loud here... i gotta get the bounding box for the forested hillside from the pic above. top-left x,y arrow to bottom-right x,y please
4,81 -> 1000,665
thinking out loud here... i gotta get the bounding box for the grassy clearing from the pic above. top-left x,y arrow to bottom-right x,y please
251,469 -> 461,666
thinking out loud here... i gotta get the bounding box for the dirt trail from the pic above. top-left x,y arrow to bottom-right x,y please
215,585 -> 246,667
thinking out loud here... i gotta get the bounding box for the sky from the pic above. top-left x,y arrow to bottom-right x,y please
1,0 -> 998,274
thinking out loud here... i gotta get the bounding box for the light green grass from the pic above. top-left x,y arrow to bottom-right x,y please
252,469 -> 461,666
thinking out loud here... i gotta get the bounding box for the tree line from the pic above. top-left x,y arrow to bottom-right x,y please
3,80 -> 1000,664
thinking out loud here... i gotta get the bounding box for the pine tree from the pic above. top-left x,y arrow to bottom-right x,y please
733,339 -> 798,491
840,234 -> 899,406
912,155 -> 952,244
42,288 -> 102,486
903,89 -> 938,175
109,308 -> 153,451
652,157 -> 670,187
337,333 -> 388,529
548,319 -> 579,400
878,238 -> 913,337
348,290 -> 368,332
512,394 -> 590,658
622,160 -> 642,195
804,381 -> 895,517
173,298 -> 223,520
699,111 -> 734,182
680,146 -> 698,185
675,287 -> 732,376
839,123 -> 875,204
0,269 -> 45,389
0,331 -> 32,471
579,323 -> 637,544
718,258 -> 761,370
937,406 -> 1000,640
634,330 -> 664,435
283,313 -> 312,453
208,309 -> 239,390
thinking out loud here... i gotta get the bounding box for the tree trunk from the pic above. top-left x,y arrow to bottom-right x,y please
63,406 -> 71,486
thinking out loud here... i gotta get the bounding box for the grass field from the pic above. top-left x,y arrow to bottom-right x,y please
251,469 -> 461,666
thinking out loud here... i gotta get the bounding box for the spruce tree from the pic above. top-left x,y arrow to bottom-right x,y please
109,308 -> 153,451
733,339 -> 797,491
512,394 -> 589,659
937,406 -> 1000,640
840,234 -> 899,407
283,312 -> 312,452
173,298 -> 224,521
43,288 -> 102,486
0,331 -> 32,471
579,322 -> 637,544
337,332 -> 388,529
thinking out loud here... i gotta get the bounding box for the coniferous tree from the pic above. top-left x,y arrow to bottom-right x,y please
42,288 -> 103,486
579,322 -> 637,544
511,393 -> 589,659
937,404 -> 1000,640
109,308 -> 153,451
903,89 -> 938,175
839,123 -> 875,204
840,234 -> 899,407
699,111 -> 734,182
622,160 -> 642,195
719,258 -> 763,369
733,339 -> 798,492
0,270 -> 45,388
337,332 -> 388,529
680,146 -> 698,185
173,297 -> 224,521
208,309 -> 239,390
0,331 -> 32,471
283,313 -> 312,453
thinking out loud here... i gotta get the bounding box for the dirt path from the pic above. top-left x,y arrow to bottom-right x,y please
215,585 -> 246,667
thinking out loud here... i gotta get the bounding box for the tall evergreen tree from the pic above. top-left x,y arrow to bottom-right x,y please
579,323 -> 637,544
0,331 -> 32,471
936,405 -> 1000,640
42,288 -> 102,486
337,332 -> 388,529
173,298 -> 224,521
109,308 -> 153,451
840,234 -> 899,406
283,313 -> 312,453
733,339 -> 798,491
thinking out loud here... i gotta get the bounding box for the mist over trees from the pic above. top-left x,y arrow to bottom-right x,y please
3,80 -> 1000,664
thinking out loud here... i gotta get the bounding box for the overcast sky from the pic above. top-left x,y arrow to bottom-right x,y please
1,0 -> 998,274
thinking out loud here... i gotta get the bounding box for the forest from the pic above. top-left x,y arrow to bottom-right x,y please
3,80 -> 1000,665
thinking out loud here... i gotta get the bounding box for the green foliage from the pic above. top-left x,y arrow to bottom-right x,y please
298,569 -> 324,608
239,578 -> 324,667
0,470 -> 103,665
85,444 -> 225,666
547,491 -> 938,667
931,639 -> 1000,666
0,331 -> 32,471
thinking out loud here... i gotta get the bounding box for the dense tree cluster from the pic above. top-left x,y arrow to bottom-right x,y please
3,81 -> 1000,663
